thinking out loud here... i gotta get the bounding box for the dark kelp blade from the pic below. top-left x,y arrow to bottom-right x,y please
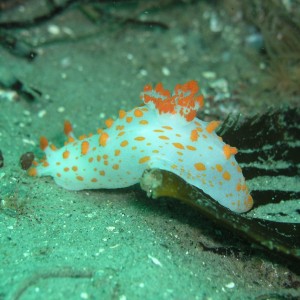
217,106 -> 300,181
140,168 -> 300,261
216,106 -> 300,221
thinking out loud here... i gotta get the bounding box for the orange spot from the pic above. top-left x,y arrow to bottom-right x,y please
116,125 -> 124,131
28,168 -> 37,176
91,178 -> 98,182
63,150 -> 70,159
206,121 -> 221,133
162,126 -> 173,130
190,129 -> 199,141
152,149 -> 159,153
114,149 -> 121,156
67,136 -> 75,143
245,195 -> 253,209
99,132 -> 109,146
81,141 -> 89,155
64,167 -> 70,172
50,144 -> 57,151
72,166 -> 78,171
237,166 -> 242,173
112,164 -> 119,170
56,162 -> 61,166
57,173 -> 61,177
99,170 -> 105,176
223,144 -> 238,159
223,171 -> 231,180
40,136 -> 48,151
118,131 -> 125,136
120,140 -> 128,147
64,120 -> 73,136
76,175 -> 84,181
194,162 -> 206,171
42,161 -> 49,167
139,156 -> 150,164
119,110 -> 126,119
154,129 -> 164,133
139,120 -> 148,125
134,109 -> 144,117
88,157 -> 93,163
79,135 -> 87,140
216,164 -> 223,172
126,116 -> 133,123
158,135 -> 169,140
236,183 -> 242,191
172,142 -> 185,150
134,136 -> 145,141
103,154 -> 108,159
105,118 -> 114,128
187,145 -> 197,151
97,155 -> 101,162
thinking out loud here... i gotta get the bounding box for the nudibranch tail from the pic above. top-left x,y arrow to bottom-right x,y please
28,80 -> 253,213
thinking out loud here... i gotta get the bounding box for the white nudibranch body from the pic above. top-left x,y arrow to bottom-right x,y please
29,80 -> 253,213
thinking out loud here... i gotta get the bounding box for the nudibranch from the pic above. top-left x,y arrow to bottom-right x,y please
28,80 -> 253,213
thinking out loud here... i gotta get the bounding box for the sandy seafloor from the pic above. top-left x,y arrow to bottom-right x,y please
0,1 -> 299,300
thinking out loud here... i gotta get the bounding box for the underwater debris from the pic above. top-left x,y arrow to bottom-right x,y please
0,0 -> 25,11
218,0 -> 300,105
20,152 -> 35,171
217,106 -> 300,180
10,80 -> 42,102
0,191 -> 33,220
0,0 -> 77,30
0,150 -> 3,168
8,267 -> 94,300
0,79 -> 42,103
0,30 -> 37,60
0,0 -> 169,58
0,87 -> 18,101
243,0 -> 300,98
